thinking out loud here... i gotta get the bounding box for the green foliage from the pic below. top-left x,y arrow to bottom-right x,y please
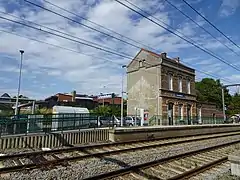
0,110 -> 14,116
92,105 -> 111,116
91,105 -> 126,117
35,108 -> 52,114
195,78 -> 231,109
227,93 -> 240,115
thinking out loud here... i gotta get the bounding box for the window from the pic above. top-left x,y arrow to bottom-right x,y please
178,104 -> 183,120
168,74 -> 173,90
187,79 -> 191,94
178,77 -> 182,92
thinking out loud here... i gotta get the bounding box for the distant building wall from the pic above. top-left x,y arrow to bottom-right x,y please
197,103 -> 223,118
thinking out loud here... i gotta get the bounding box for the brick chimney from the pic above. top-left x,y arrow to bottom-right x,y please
175,57 -> 180,63
161,52 -> 167,58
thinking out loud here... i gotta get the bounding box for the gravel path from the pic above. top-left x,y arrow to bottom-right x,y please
1,135 -> 240,180
214,170 -> 240,180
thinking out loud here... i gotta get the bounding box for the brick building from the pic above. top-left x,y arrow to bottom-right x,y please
97,97 -> 122,106
43,92 -> 122,110
44,93 -> 97,110
127,49 -> 222,125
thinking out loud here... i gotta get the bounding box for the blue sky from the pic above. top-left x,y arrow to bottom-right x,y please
0,0 -> 240,99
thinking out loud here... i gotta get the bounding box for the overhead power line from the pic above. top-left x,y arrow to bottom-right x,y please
25,0 -> 240,74
0,26 -> 232,84
0,16 -> 133,60
0,11 -> 168,65
2,27 -> 231,83
0,29 -> 123,66
23,0 -> 141,49
0,15 -> 233,84
182,0 -> 240,50
164,0 -> 240,57
0,10 -> 130,58
115,0 -> 240,72
43,0 -> 158,53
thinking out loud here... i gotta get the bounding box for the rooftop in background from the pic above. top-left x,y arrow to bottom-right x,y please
1,93 -> 10,98
44,92 -> 122,105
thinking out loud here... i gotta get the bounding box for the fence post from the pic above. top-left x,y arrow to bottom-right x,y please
61,114 -> 64,134
74,113 -> 76,130
0,123 -> 1,138
79,114 -> 81,131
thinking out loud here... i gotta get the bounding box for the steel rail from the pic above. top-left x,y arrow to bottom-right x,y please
83,140 -> 239,180
168,157 -> 228,180
0,131 -> 239,161
0,132 -> 239,174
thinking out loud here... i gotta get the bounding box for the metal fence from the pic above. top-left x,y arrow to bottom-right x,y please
0,113 -> 117,136
0,113 -> 233,136
148,115 -> 225,126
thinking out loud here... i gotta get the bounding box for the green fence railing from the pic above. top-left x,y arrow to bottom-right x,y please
148,115 -> 225,126
0,113 -> 232,136
0,113 -> 117,136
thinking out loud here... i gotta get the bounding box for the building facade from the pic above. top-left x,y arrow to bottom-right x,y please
127,49 -> 198,125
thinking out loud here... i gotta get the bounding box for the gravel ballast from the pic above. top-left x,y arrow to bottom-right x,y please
1,135 -> 240,180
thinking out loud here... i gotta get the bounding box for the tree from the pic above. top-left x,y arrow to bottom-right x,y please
195,78 -> 231,109
36,108 -> 52,114
91,106 -> 111,116
90,105 -> 127,117
227,93 -> 240,115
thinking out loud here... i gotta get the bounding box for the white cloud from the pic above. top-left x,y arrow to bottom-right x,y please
0,0 -> 239,99
219,0 -> 240,17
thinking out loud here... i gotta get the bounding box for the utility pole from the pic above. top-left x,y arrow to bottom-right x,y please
157,66 -> 160,125
222,88 -> 225,121
222,83 -> 240,122
121,65 -> 127,127
15,50 -> 24,116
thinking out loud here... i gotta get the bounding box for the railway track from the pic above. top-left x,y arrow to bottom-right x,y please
85,140 -> 236,180
0,131 -> 239,176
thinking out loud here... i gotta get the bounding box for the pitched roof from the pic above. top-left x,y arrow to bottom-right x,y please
1,93 -> 11,98
128,48 -> 195,72
127,48 -> 167,67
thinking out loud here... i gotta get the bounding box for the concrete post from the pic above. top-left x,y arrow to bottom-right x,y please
222,88 -> 226,121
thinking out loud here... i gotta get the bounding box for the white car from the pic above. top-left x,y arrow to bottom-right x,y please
98,116 -> 120,127
123,116 -> 141,126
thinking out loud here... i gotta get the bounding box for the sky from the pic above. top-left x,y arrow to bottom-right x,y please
0,0 -> 240,99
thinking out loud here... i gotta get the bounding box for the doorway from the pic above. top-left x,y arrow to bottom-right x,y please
168,103 -> 174,125
187,104 -> 191,125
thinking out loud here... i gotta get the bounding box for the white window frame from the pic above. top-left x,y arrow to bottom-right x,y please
168,74 -> 173,91
187,79 -> 191,94
178,77 -> 182,93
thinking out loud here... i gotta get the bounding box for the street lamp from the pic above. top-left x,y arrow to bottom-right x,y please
121,65 -> 127,126
14,50 -> 24,115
